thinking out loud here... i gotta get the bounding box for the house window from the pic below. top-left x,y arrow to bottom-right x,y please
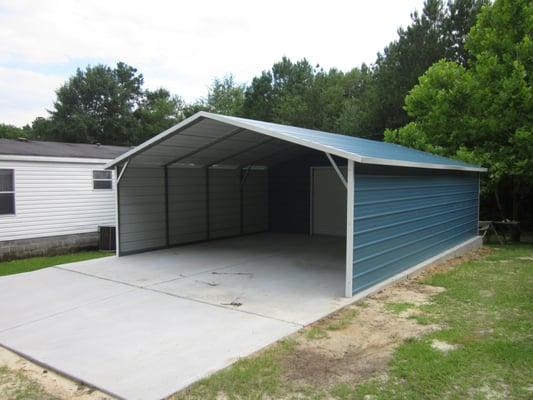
93,170 -> 112,190
0,169 -> 15,215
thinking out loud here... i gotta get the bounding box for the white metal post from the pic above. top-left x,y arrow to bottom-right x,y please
114,166 -> 120,256
345,160 -> 354,297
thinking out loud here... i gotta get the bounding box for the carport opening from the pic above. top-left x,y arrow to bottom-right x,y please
115,118 -> 350,298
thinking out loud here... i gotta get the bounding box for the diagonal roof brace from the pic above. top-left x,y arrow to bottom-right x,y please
164,127 -> 245,167
116,160 -> 129,184
325,152 -> 347,189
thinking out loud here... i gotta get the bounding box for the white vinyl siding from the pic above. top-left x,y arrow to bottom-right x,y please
0,160 -> 116,241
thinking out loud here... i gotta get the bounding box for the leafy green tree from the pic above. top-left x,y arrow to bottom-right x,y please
243,57 -> 317,127
385,0 -> 532,221
336,65 -> 381,138
133,88 -> 185,143
32,63 -> 184,145
243,72 -> 275,121
373,0 -> 487,131
0,123 -> 33,139
37,63 -> 144,144
206,75 -> 245,116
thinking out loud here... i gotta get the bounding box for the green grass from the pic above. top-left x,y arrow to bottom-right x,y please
0,366 -> 58,400
326,308 -> 359,331
339,244 -> 533,399
0,251 -> 112,277
384,302 -> 416,314
174,244 -> 533,399
173,338 -> 297,400
306,327 -> 329,340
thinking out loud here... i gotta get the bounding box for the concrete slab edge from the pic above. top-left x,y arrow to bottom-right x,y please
166,237 -> 484,397
0,343 -> 125,400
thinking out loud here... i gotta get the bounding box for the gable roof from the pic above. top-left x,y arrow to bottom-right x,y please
105,112 -> 486,172
0,138 -> 130,160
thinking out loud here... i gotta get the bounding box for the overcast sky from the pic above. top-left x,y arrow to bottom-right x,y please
0,0 -> 425,126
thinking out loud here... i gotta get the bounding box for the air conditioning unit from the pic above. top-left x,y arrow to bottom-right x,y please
99,226 -> 116,251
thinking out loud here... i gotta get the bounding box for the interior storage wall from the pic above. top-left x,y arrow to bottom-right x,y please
207,168 -> 269,238
208,169 -> 241,239
118,166 -> 166,254
168,167 -> 207,245
352,165 -> 479,294
118,166 -> 268,254
269,152 -> 345,233
242,169 -> 269,234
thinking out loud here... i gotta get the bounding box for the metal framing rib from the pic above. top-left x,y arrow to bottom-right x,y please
164,127 -> 245,167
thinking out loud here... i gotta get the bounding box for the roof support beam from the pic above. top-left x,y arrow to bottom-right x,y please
325,152 -> 347,189
164,127 -> 245,168
240,164 -> 253,186
206,137 -> 275,168
116,160 -> 129,184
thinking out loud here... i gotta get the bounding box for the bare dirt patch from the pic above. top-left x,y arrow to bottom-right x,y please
417,247 -> 493,278
0,346 -> 113,400
279,249 -> 493,389
281,280 -> 443,388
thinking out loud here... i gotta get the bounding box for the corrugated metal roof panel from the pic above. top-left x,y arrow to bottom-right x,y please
106,112 -> 486,172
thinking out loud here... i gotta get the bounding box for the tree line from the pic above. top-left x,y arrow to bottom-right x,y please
3,0 -> 487,144
1,0 -> 531,223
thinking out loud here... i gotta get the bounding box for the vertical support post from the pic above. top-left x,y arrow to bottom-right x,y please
309,167 -> 314,236
240,168 -> 244,235
345,160 -> 355,297
477,173 -> 481,236
164,166 -> 169,247
114,166 -> 121,256
205,167 -> 210,240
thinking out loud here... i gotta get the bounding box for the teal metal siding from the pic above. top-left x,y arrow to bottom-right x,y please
352,165 -> 479,293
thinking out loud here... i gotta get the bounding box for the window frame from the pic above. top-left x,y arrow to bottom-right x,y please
0,169 -> 15,216
92,169 -> 113,190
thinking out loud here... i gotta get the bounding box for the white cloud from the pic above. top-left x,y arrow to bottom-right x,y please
0,0 -> 424,126
0,67 -> 64,125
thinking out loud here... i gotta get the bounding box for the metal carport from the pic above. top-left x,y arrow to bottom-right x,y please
106,112 -> 486,297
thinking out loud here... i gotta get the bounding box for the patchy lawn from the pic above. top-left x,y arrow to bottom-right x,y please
0,251 -> 111,277
174,244 -> 533,400
0,365 -> 58,400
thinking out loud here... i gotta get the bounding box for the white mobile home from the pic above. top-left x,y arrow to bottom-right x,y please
0,138 -> 129,260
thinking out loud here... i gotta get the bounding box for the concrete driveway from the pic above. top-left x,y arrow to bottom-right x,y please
0,233 -> 352,400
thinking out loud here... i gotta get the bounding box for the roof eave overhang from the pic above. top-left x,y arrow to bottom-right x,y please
360,156 -> 488,173
0,154 -> 115,164
104,111 -> 487,173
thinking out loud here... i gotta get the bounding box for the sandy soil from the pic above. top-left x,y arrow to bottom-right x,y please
0,346 -> 113,400
281,249 -> 490,389
282,281 -> 443,388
